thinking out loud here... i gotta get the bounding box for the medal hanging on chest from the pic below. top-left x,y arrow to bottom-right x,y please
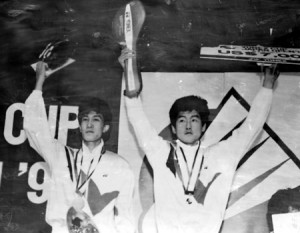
186,193 -> 194,205
174,144 -> 204,205
66,149 -> 103,233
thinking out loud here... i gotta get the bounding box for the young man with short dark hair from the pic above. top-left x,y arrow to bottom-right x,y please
119,48 -> 279,233
24,61 -> 135,233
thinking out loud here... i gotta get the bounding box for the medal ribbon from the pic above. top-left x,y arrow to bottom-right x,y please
74,148 -> 104,195
174,143 -> 205,194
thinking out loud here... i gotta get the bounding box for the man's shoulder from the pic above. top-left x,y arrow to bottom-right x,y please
102,150 -> 132,170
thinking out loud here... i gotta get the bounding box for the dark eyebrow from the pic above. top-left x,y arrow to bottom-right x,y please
81,113 -> 103,118
177,113 -> 200,118
177,114 -> 186,118
93,114 -> 104,120
191,114 -> 200,118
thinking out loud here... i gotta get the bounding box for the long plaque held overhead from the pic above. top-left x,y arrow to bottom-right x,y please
112,1 -> 145,97
200,45 -> 300,65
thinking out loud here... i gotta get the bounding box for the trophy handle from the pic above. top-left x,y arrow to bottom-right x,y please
112,1 -> 145,97
124,53 -> 143,97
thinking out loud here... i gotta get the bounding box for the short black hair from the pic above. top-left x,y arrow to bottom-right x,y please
77,97 -> 112,126
169,95 -> 209,127
266,186 -> 300,232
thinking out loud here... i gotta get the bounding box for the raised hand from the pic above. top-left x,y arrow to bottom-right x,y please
118,48 -> 136,69
262,64 -> 280,89
118,47 -> 142,98
34,61 -> 49,91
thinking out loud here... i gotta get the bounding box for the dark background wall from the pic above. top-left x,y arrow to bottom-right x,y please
2,0 -> 300,74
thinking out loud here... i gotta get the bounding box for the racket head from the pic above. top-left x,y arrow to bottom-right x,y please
112,1 -> 145,45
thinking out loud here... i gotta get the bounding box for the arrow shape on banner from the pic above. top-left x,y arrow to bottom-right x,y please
227,158 -> 290,208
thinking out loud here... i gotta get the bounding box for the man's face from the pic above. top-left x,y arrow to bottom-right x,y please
79,111 -> 109,143
171,110 -> 206,145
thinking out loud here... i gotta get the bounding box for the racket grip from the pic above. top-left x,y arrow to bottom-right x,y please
124,56 -> 142,98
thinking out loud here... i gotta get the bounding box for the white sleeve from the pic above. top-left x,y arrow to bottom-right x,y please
115,167 -> 136,233
124,96 -> 170,165
218,87 -> 273,165
23,90 -> 58,171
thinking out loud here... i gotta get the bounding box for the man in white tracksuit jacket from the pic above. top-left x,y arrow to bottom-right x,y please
119,48 -> 279,233
24,61 -> 135,233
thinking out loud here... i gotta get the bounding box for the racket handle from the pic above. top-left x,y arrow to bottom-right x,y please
124,55 -> 142,97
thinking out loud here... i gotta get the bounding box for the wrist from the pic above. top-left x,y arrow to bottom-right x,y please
262,78 -> 275,89
35,80 -> 44,91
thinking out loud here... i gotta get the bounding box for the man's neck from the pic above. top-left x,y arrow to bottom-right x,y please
177,139 -> 200,148
83,140 -> 102,153
176,140 -> 202,170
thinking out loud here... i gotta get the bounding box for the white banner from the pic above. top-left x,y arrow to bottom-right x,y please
200,45 -> 300,64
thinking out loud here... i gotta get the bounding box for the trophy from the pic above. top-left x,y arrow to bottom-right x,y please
112,1 -> 145,97
31,39 -> 76,77
66,193 -> 99,233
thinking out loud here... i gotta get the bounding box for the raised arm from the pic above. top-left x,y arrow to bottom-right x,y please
24,61 -> 58,170
216,64 -> 279,166
119,48 -> 170,165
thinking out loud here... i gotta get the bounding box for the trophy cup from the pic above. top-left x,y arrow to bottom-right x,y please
112,1 -> 145,97
31,39 -> 76,77
66,193 -> 99,233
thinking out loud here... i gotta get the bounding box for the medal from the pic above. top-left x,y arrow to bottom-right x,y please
65,146 -> 104,233
67,190 -> 99,233
186,194 -> 193,205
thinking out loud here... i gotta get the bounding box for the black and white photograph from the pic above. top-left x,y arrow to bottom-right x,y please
0,1 -> 300,233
